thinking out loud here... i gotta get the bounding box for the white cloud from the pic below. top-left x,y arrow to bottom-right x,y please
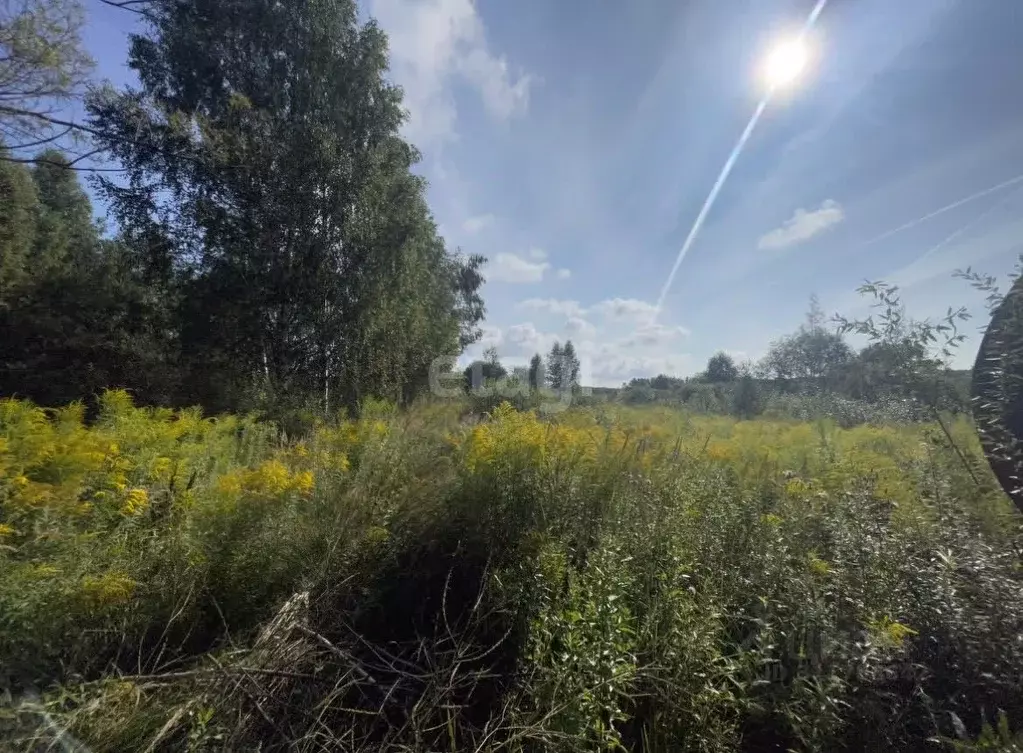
565,316 -> 597,339
488,253 -> 550,283
528,247 -> 548,261
468,317 -> 697,387
369,0 -> 532,145
620,322 -> 690,348
725,349 -> 749,363
462,213 -> 495,235
517,297 -> 686,336
517,298 -> 585,317
591,297 -> 659,323
584,351 -> 693,387
478,325 -> 503,348
503,297 -> 694,386
757,199 -> 845,250
459,46 -> 533,121
505,322 -> 557,355
556,268 -> 571,279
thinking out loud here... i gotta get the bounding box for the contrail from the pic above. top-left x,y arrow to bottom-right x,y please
912,184 -> 1023,267
860,172 -> 1023,250
654,0 -> 830,316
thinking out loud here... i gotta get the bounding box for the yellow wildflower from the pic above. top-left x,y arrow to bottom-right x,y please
869,616 -> 918,648
151,457 -> 173,481
292,470 -> 315,496
121,488 -> 149,516
109,472 -> 128,493
0,523 -> 15,538
216,472 -> 244,497
250,459 -> 291,495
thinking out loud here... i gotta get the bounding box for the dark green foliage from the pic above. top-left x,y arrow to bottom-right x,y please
650,374 -> 675,390
528,352 -> 543,390
2,0 -> 487,418
731,373 -> 762,418
546,341 -> 564,390
705,351 -> 739,383
0,150 -> 180,408
85,0 -> 484,415
463,347 -> 508,393
545,340 -> 580,392
30,150 -> 96,271
759,327 -> 852,386
758,295 -> 852,392
0,242 -> 180,407
563,339 -> 581,387
0,154 -> 39,301
621,384 -> 657,404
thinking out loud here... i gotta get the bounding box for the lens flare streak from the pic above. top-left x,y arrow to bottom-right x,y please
654,0 -> 830,318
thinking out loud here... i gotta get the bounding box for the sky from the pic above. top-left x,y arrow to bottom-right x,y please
78,0 -> 1023,386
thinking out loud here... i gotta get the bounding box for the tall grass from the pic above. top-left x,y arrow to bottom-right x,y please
1,393 -> 1021,751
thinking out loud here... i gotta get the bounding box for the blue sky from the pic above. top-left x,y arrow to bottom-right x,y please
79,0 -> 1023,385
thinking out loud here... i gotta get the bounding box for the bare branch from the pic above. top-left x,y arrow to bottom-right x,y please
0,152 -> 125,172
95,0 -> 160,15
6,124 -> 74,150
0,104 -> 105,139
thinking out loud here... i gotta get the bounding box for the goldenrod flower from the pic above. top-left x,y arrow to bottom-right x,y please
121,488 -> 149,516
292,470 -> 315,495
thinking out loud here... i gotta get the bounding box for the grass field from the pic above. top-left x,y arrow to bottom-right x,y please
2,391 -> 1023,751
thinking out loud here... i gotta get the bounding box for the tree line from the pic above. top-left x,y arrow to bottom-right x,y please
1,0 -> 486,419
622,294 -> 970,415
463,340 -> 582,394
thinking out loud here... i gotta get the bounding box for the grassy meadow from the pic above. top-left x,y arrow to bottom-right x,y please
2,391 -> 1023,752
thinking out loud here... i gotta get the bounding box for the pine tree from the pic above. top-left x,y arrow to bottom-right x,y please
0,153 -> 180,407
528,353 -> 542,390
562,340 -> 581,388
31,149 -> 98,273
546,341 -> 564,390
0,154 -> 39,302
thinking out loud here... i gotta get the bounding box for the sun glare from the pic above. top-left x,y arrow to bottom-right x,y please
764,37 -> 809,88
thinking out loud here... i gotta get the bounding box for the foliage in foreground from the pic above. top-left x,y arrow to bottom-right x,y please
1,393 -> 1022,752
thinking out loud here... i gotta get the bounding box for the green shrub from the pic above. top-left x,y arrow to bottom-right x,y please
2,394 -> 1021,751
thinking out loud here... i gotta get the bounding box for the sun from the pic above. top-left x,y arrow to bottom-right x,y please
763,37 -> 809,88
